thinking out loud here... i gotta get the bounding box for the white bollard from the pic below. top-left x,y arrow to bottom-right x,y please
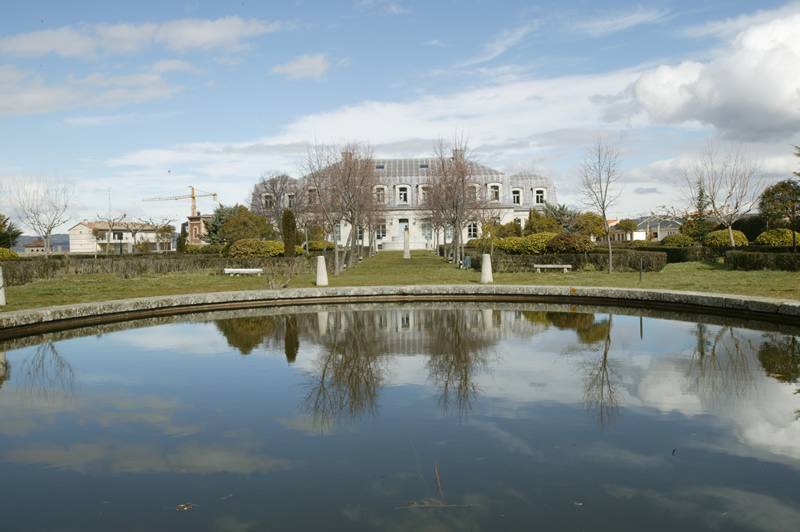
315,256 -> 329,287
480,253 -> 493,284
0,266 -> 5,306
403,228 -> 411,259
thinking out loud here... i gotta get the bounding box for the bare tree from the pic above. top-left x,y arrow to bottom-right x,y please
13,180 -> 72,257
141,217 -> 175,252
425,136 -> 483,266
581,138 -> 622,274
250,172 -> 305,236
95,212 -> 127,255
686,145 -> 762,246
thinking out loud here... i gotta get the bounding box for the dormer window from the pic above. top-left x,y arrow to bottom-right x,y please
512,189 -> 521,205
489,184 -> 501,202
535,189 -> 545,204
307,188 -> 317,205
398,186 -> 409,204
287,193 -> 296,208
263,193 -> 275,209
376,164 -> 385,170
419,163 -> 429,169
469,185 -> 479,201
374,186 -> 386,204
418,185 -> 430,205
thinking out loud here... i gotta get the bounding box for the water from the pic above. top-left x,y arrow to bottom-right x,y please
1,303 -> 799,531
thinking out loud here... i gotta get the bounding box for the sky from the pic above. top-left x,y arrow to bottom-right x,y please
1,0 -> 799,231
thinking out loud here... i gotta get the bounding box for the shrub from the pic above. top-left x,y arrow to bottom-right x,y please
754,228 -> 800,247
184,244 -> 224,255
472,250 -> 666,273
281,209 -> 297,257
704,229 -> 748,248
546,233 -> 593,253
307,240 -> 335,252
0,247 -> 19,260
628,239 -> 658,248
661,233 -> 696,247
496,232 -> 557,255
726,250 -> 800,271
228,239 -> 284,258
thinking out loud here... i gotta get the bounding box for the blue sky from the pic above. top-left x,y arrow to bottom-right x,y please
1,0 -> 799,227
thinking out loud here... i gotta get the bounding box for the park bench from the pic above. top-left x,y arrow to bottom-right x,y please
533,264 -> 572,273
223,268 -> 263,276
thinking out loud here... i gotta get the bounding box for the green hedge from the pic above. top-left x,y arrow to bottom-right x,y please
661,234 -> 696,247
546,233 -> 594,253
705,229 -> 748,248
307,240 -> 335,251
473,250 -> 666,273
626,245 -> 705,263
495,233 -> 557,255
725,250 -> 800,271
0,247 -> 19,260
184,244 -> 224,255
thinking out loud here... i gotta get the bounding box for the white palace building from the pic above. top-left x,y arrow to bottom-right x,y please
337,158 -> 557,250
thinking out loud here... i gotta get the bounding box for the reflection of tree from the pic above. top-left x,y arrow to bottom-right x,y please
305,313 -> 386,431
688,325 -> 756,403
425,311 -> 491,416
0,352 -> 9,391
19,342 -> 74,398
522,311 -> 610,345
582,315 -> 618,428
284,316 -> 299,364
214,317 -> 276,355
758,334 -> 800,383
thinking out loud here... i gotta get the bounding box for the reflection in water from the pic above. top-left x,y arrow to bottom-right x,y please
1,305 -> 800,531
18,341 -> 74,398
582,315 -> 619,428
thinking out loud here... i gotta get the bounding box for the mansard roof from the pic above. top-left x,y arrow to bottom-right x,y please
373,158 -> 503,179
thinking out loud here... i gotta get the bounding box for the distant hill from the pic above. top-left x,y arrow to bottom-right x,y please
12,234 -> 70,253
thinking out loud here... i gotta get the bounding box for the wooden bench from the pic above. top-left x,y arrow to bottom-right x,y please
533,264 -> 572,273
223,268 -> 263,276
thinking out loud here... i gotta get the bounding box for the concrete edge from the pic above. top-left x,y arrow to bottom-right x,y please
1,285 -> 799,340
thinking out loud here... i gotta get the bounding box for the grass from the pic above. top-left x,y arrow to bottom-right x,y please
2,250 -> 799,312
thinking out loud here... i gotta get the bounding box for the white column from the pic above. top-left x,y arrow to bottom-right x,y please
0,266 -> 5,306
480,254 -> 493,284
315,256 -> 329,287
403,227 -> 411,259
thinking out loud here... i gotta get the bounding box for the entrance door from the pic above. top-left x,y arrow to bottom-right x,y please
398,218 -> 409,237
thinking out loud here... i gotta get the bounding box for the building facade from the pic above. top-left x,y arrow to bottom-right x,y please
68,221 -> 174,254
255,157 -> 557,251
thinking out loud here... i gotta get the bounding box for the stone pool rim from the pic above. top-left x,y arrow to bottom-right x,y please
2,285 -> 800,340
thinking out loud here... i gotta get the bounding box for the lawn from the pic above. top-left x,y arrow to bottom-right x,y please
1,250 -> 798,312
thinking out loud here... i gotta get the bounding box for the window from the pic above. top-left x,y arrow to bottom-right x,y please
376,221 -> 387,240
468,222 -> 479,239
398,186 -> 409,203
469,185 -> 479,201
333,223 -> 341,242
514,218 -> 522,226
287,193 -> 295,208
422,222 -> 432,240
512,189 -> 521,205
113,231 -> 123,241
376,164 -> 385,170
419,163 -> 429,169
263,193 -> 275,209
374,187 -> 385,204
307,188 -> 317,205
490,184 -> 500,202
535,189 -> 545,204
357,227 -> 364,241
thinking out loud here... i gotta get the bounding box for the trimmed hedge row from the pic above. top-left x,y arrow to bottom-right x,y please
725,251 -> 800,271
472,250 -> 667,273
626,245 -> 707,263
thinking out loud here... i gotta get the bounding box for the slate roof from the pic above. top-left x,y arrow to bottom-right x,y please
373,158 -> 503,178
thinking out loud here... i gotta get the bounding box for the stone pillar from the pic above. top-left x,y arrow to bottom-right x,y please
403,227 -> 411,259
315,256 -> 329,287
0,266 -> 5,306
480,254 -> 493,284
317,311 -> 328,335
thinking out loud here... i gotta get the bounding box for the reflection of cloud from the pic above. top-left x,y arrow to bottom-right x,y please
605,485 -> 800,532
580,443 -> 667,469
115,323 -> 233,355
212,515 -> 255,532
277,415 -> 334,436
5,443 -> 290,475
468,419 -> 541,458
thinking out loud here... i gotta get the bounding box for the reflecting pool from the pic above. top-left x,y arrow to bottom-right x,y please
1,304 -> 799,531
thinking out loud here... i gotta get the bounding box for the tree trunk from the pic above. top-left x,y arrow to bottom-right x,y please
333,244 -> 340,275
727,225 -> 735,247
605,220 -> 613,274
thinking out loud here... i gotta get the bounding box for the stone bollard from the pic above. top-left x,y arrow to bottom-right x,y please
480,254 -> 493,284
315,256 -> 329,287
0,266 -> 5,306
403,228 -> 411,259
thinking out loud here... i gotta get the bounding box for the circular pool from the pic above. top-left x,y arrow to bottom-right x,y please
1,302 -> 798,531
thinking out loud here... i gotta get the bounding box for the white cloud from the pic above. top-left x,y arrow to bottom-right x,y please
457,21 -> 538,67
573,7 -> 672,36
422,39 -> 445,47
272,54 -> 331,80
0,16 -> 281,58
620,14 -> 800,139
151,59 -> 194,73
683,1 -> 800,39
354,0 -> 409,15
64,113 -> 136,126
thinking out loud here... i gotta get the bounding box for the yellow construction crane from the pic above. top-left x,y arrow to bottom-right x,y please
143,186 -> 219,217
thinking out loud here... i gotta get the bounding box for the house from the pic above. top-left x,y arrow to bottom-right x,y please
68,221 -> 174,254
256,155 -> 557,250
23,239 -> 47,254
182,214 -> 213,246
606,220 -> 647,242
635,216 -> 682,241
